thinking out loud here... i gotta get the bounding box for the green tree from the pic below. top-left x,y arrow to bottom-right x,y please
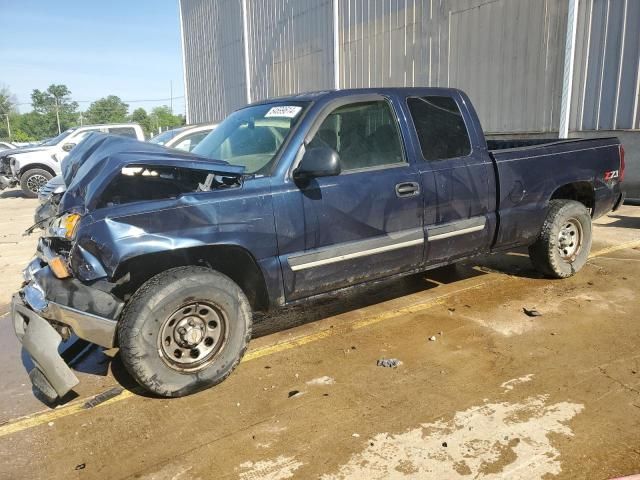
0,86 -> 16,140
148,105 -> 185,135
85,95 -> 129,124
0,86 -> 14,115
128,107 -> 152,137
10,111 -> 53,141
31,84 -> 78,135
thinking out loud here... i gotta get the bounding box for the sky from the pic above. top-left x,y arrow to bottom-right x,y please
0,0 -> 185,115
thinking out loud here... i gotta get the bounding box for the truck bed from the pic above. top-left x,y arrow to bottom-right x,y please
488,136 -> 623,251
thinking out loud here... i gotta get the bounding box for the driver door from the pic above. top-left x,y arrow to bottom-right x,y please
275,97 -> 424,301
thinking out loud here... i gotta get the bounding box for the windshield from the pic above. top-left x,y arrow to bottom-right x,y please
41,129 -> 75,146
149,128 -> 185,145
192,102 -> 308,174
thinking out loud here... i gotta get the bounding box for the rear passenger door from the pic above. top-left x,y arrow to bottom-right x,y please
405,94 -> 495,265
281,97 -> 424,300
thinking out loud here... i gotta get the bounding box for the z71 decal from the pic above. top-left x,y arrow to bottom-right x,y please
604,170 -> 619,181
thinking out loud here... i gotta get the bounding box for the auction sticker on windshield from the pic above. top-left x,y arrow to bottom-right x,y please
265,106 -> 302,118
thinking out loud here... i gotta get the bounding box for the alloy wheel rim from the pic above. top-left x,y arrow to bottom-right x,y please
26,174 -> 48,193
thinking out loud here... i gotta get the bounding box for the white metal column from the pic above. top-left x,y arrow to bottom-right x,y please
177,0 -> 189,124
241,0 -> 252,104
559,0 -> 580,139
333,0 -> 340,90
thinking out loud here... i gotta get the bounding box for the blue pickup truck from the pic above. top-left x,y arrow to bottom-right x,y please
12,88 -> 625,401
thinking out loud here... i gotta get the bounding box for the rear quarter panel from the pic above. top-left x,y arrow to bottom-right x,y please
492,137 -> 621,250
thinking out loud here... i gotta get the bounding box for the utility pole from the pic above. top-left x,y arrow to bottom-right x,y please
4,114 -> 11,142
79,111 -> 84,126
54,96 -> 61,134
170,80 -> 173,115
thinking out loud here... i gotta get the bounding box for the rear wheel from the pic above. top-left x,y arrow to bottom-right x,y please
528,199 -> 592,278
118,266 -> 252,397
20,168 -> 52,198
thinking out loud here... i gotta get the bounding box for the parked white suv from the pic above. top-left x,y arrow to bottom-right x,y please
0,123 -> 144,197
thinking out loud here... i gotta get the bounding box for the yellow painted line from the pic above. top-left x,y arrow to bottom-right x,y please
243,281 -> 487,362
2,238 -> 639,438
0,281 -> 488,438
0,390 -> 136,437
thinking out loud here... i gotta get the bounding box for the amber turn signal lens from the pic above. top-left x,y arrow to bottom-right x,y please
63,214 -> 81,240
49,256 -> 70,279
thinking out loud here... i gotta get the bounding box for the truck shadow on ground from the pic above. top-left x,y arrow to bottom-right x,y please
252,249 -> 539,338
36,251 -> 541,404
598,213 -> 640,229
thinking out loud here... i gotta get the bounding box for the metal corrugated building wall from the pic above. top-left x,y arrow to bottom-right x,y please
570,0 -> 640,131
245,0 -> 334,101
179,0 -> 640,133
179,0 -> 247,124
336,0 -> 567,132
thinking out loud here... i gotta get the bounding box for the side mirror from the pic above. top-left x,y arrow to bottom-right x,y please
293,146 -> 341,182
62,143 -> 76,152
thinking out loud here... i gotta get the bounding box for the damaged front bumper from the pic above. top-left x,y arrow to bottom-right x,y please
0,174 -> 17,190
12,255 -> 124,401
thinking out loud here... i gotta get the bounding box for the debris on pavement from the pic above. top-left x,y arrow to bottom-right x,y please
523,307 -> 542,317
429,336 -> 437,342
376,358 -> 403,368
75,464 -> 86,471
288,390 -> 305,398
83,387 -> 124,409
352,433 -> 360,438
306,376 -> 335,386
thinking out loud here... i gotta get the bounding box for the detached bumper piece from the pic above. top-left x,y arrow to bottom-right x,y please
12,294 -> 79,401
12,258 -> 124,401
0,175 -> 17,190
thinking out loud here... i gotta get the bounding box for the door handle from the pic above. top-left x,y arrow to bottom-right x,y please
395,182 -> 420,198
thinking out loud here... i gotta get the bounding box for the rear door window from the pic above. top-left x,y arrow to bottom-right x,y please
407,96 -> 471,160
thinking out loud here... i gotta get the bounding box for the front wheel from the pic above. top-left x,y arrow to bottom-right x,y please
118,266 -> 252,397
528,199 -> 592,278
20,168 -> 53,198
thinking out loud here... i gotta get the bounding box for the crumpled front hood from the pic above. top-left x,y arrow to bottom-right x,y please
59,133 -> 245,213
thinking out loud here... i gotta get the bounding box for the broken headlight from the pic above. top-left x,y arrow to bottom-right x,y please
49,213 -> 82,240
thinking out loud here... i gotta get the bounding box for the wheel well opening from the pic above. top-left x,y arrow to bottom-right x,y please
114,245 -> 270,311
550,182 -> 594,214
20,164 -> 56,176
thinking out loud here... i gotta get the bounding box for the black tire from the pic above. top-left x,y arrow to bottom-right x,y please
20,168 -> 52,198
118,266 -> 252,397
528,199 -> 592,278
